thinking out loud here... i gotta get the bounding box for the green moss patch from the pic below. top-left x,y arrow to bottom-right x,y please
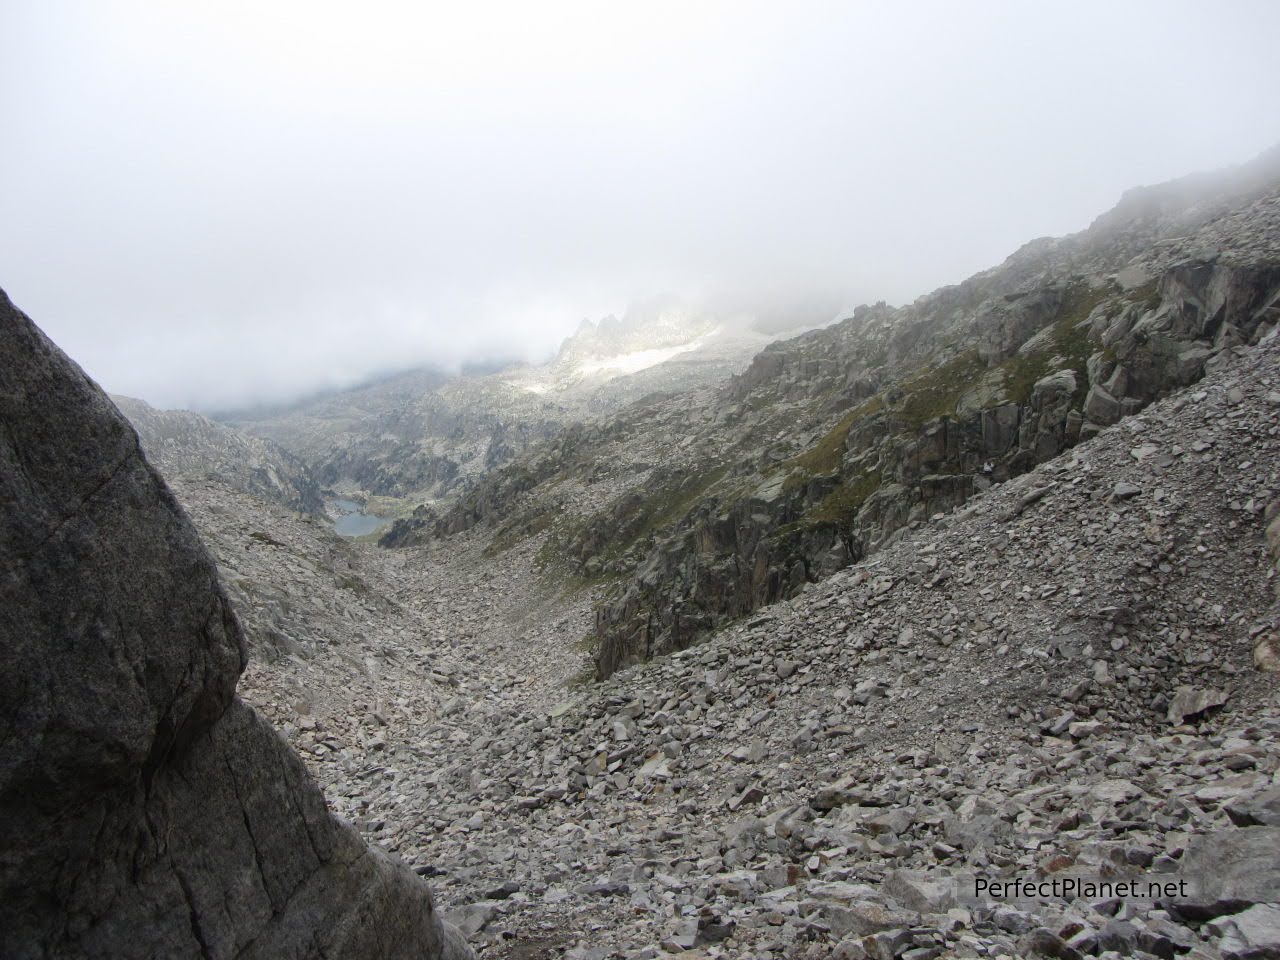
1123,279 -> 1162,312
807,471 -> 881,527
996,283 -> 1113,405
781,396 -> 884,490
636,464 -> 730,541
336,574 -> 372,597
897,350 -> 986,429
486,508 -> 557,557
999,351 -> 1054,405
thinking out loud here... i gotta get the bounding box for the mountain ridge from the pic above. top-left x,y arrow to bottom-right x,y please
379,146 -> 1280,679
10,145 -> 1280,959
226,303 -> 793,506
115,393 -> 326,515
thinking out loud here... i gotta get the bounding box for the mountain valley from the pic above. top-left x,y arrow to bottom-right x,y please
7,149 -> 1280,960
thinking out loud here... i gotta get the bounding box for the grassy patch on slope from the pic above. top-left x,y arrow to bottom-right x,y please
781,396 -> 884,491
897,350 -> 986,429
998,283 -> 1113,405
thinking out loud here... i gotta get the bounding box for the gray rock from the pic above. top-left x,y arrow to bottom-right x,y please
1112,481 -> 1142,499
0,290 -> 470,959
1255,631 -> 1280,673
1207,903 -> 1280,960
864,807 -> 915,837
882,870 -> 959,913
1116,264 -> 1153,290
820,901 -> 912,938
728,783 -> 766,811
1225,788 -> 1280,827
1166,685 -> 1229,725
1168,827 -> 1280,920
442,902 -> 499,938
992,905 -> 1039,934
1095,919 -> 1139,954
1018,927 -> 1081,959
1084,385 -> 1123,425
866,928 -> 916,960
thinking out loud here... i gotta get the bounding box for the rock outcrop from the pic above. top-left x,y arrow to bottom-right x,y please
0,289 -> 471,959
114,394 -> 325,516
585,170 -> 1280,677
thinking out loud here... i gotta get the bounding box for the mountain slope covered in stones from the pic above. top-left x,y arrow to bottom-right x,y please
390,146 -> 1280,681
253,318 -> 1280,959
216,149 -> 1280,960
9,147 -> 1280,960
0,290 -> 473,960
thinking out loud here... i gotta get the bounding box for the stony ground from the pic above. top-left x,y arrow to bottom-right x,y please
204,333 -> 1280,958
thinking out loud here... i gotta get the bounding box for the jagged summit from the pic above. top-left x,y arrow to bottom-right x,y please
551,301 -> 720,370
509,301 -> 777,401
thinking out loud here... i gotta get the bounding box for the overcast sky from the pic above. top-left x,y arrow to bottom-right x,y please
2,1 -> 1278,411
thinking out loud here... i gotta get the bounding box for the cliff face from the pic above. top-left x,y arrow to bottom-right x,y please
0,289 -> 470,959
586,167 -> 1280,677
114,394 -> 326,516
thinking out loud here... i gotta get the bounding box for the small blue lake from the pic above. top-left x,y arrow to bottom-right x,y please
331,499 -> 390,537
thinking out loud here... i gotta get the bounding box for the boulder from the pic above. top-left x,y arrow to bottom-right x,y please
981,403 -> 1021,456
1225,788 -> 1280,827
0,289 -> 472,959
882,870 -> 959,913
1083,384 -> 1122,426
1255,631 -> 1280,673
1167,827 -> 1280,920
1166,685 -> 1229,725
1207,904 -> 1280,960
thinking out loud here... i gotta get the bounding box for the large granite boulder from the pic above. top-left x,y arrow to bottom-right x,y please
0,288 -> 472,959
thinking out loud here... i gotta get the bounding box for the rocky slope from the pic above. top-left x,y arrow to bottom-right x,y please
116,393 -> 325,515
0,289 -> 472,959
113,394 -> 402,662
391,147 -> 1280,681
247,316 -> 1280,959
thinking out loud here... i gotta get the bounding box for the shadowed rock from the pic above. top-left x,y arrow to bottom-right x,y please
0,288 -> 472,959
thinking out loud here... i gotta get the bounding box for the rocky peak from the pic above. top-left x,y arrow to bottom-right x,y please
552,300 -> 721,372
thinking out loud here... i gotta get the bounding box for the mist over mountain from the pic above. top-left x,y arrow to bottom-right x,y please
4,3 -> 1279,411
9,141 -> 1280,959
6,5 -> 1280,959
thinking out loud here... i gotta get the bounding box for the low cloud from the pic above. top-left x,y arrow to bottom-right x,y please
2,1 -> 1278,410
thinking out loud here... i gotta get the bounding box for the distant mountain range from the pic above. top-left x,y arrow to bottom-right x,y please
220,301 -> 801,504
